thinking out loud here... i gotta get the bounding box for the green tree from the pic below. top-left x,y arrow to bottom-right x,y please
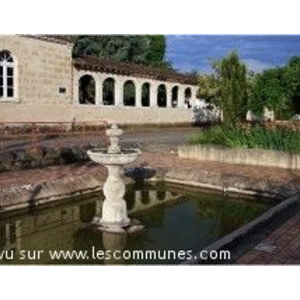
197,74 -> 221,107
145,35 -> 171,69
248,56 -> 300,121
285,57 -> 300,115
248,68 -> 289,119
72,35 -> 170,68
219,51 -> 248,125
146,36 -> 165,63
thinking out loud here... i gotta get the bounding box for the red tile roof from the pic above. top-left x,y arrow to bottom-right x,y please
73,56 -> 198,85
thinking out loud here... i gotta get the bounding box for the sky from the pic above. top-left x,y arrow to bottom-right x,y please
166,35 -> 300,74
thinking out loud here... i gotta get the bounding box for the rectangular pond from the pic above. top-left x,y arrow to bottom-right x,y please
0,182 -> 275,265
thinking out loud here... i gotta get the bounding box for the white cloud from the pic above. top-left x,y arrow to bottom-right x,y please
174,61 -> 200,72
243,58 -> 273,73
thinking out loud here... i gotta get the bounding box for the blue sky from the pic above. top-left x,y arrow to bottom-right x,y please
166,35 -> 300,74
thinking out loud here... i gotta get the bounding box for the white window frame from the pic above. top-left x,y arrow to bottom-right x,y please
0,50 -> 18,102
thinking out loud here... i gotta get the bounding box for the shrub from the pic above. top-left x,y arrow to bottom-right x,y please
189,125 -> 300,154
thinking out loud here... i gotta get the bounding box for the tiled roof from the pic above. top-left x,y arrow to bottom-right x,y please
73,56 -> 198,85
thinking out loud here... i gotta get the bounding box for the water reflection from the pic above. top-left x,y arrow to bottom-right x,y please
126,186 -> 181,213
0,183 -> 272,265
102,232 -> 127,265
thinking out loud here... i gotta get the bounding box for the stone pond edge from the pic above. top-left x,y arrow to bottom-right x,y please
1,166 -> 299,266
2,166 -> 297,213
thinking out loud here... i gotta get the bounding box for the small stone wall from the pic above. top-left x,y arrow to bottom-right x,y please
0,175 -> 102,212
163,168 -> 300,200
178,145 -> 300,170
0,145 -> 90,173
72,106 -> 194,125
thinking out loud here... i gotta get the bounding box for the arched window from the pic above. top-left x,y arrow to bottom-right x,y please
123,80 -> 136,106
157,84 -> 167,107
0,51 -> 15,99
79,75 -> 95,105
184,87 -> 192,108
103,78 -> 115,105
171,86 -> 179,108
142,82 -> 150,107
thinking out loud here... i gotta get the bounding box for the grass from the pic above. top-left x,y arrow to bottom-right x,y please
189,124 -> 300,154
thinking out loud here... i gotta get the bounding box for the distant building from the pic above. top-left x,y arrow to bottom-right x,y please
0,35 -> 199,125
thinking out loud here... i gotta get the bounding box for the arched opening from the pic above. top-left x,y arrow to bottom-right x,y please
0,50 -> 15,98
123,80 -> 136,106
142,82 -> 150,107
103,78 -> 115,105
79,75 -> 95,105
171,86 -> 179,108
157,84 -> 167,107
184,87 -> 192,108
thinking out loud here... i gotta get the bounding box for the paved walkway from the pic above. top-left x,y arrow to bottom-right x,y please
1,126 -> 200,152
236,209 -> 300,265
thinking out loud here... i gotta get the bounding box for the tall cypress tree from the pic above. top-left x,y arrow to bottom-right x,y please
220,51 -> 248,125
146,35 -> 166,65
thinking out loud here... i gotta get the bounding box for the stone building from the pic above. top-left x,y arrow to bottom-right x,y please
0,35 -> 199,125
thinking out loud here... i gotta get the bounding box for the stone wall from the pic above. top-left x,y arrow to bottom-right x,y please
71,105 -> 194,124
0,35 -> 73,122
178,145 -> 300,170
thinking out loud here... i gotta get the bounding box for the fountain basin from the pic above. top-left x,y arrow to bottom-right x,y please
87,148 -> 140,165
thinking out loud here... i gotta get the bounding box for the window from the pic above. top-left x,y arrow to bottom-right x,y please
0,51 -> 15,99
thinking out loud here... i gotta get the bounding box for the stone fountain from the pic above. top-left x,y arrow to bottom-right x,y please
87,124 -> 142,233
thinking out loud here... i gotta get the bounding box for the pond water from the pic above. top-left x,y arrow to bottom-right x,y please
0,182 -> 274,265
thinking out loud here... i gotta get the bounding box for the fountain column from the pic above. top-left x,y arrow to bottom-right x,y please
101,164 -> 130,228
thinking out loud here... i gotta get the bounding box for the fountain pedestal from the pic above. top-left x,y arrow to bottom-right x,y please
100,165 -> 130,229
87,124 -> 141,233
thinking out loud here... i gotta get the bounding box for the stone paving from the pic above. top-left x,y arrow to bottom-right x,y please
236,209 -> 300,264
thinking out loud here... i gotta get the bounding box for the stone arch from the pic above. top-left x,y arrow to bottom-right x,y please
171,86 -> 179,108
157,84 -> 167,107
103,77 -> 115,105
78,74 -> 96,105
123,80 -> 136,106
184,87 -> 192,108
141,82 -> 150,107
